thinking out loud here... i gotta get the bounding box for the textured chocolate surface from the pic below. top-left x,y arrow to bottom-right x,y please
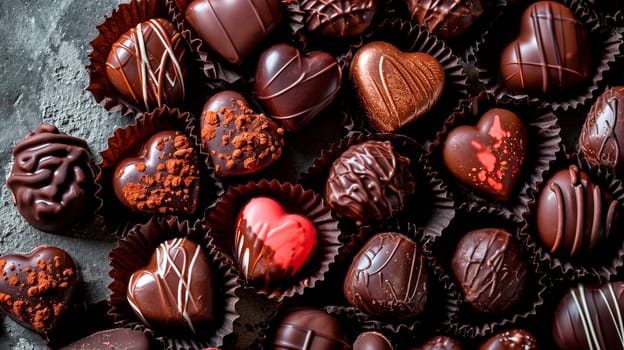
200,90 -> 285,177
406,0 -> 484,40
479,329 -> 538,350
499,1 -> 590,94
7,124 -> 93,234
301,0 -> 377,37
344,232 -> 428,319
106,18 -> 187,110
579,86 -> 624,174
127,238 -> 214,334
59,328 -> 152,350
553,282 -> 624,350
350,41 -> 445,132
353,331 -> 393,350
536,165 -> 619,258
415,335 -> 462,350
273,308 -> 350,350
451,228 -> 528,313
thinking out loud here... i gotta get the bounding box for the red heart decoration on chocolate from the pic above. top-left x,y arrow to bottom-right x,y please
0,246 -> 79,338
254,44 -> 342,132
113,130 -> 201,215
442,108 -> 527,201
235,197 -> 317,285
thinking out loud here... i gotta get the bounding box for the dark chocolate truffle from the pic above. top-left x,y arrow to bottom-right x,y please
415,335 -> 462,350
451,228 -> 528,313
479,329 -> 538,350
553,282 -> 624,350
344,232 -> 428,320
301,0 -> 377,37
59,328 -> 152,350
353,331 -> 393,350
7,124 -> 94,233
579,86 -> 624,174
106,18 -> 187,110
325,140 -> 416,225
200,90 -> 285,177
536,165 -> 619,258
406,0 -> 484,40
127,238 -> 214,334
273,308 -> 350,350
500,1 -> 590,94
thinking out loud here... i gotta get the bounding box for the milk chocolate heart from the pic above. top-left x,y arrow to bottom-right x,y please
112,130 -> 201,215
500,1 -> 590,94
235,197 -> 317,286
0,246 -> 79,339
184,0 -> 283,65
200,90 -> 285,177
350,41 -> 445,133
127,238 -> 214,334
254,44 -> 342,132
442,108 -> 527,201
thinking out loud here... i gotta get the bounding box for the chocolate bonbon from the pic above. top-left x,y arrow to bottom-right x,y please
300,0 -> 377,37
415,335 -> 462,350
479,329 -> 538,350
353,331 -> 393,350
406,0 -> 484,40
59,328 -> 152,350
273,308 -> 350,350
7,124 -> 94,233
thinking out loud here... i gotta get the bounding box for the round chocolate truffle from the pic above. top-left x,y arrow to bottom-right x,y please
325,140 -> 416,225
406,0 -> 484,40
7,124 -> 94,233
301,0 -> 377,37
536,165 -> 619,258
414,335 -> 462,350
353,331 -> 393,350
273,308 -> 350,350
479,329 -> 538,350
451,228 -> 528,313
343,232 -> 428,320
553,282 -> 624,350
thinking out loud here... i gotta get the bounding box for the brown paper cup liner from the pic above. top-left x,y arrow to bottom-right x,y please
428,92 -> 561,218
95,106 -> 223,237
202,179 -> 342,302
585,0 -> 624,26
473,0 -> 622,111
108,217 -> 240,349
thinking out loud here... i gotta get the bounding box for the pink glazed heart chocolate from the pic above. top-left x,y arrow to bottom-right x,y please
442,108 -> 527,201
235,197 -> 317,286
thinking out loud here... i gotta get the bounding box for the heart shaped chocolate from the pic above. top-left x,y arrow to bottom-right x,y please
200,90 -> 285,177
184,0 -> 283,65
254,44 -> 342,132
442,108 -> 527,201
235,197 -> 317,286
0,246 -> 79,339
499,1 -> 590,94
350,41 -> 445,133
127,238 -> 214,334
112,130 -> 201,215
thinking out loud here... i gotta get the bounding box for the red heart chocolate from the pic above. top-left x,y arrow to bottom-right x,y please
200,90 -> 285,177
112,130 -> 201,215
254,44 -> 342,132
442,108 -> 527,201
235,197 -> 317,286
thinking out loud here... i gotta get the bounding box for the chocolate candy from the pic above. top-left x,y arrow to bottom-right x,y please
185,0 -> 283,65
127,238 -> 214,334
0,246 -> 79,339
235,197 -> 317,286
7,124 -> 93,233
553,282 -> 624,350
406,0 -> 484,40
536,165 -> 619,258
350,41 -> 445,132
500,1 -> 590,94
273,308 -> 350,350
106,19 -> 187,110
579,86 -> 624,174
254,44 -> 342,131
442,108 -> 526,202
344,232 -> 428,319
479,329 -> 538,350
451,228 -> 528,313
325,140 -> 415,225
353,331 -> 393,350
301,0 -> 377,37
112,130 -> 201,215
59,328 -> 151,350
200,90 -> 285,177
415,335 -> 462,350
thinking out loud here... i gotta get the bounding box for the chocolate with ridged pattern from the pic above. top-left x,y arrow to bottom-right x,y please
300,0 -> 377,37
406,0 -> 484,40
273,308 -> 350,350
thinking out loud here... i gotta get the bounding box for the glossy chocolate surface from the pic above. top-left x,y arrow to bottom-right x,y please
301,0 -> 377,37
127,238 -> 214,334
536,165 -> 619,258
273,308 -> 350,350
353,331 -> 393,350
7,124 -> 93,233
500,1 -> 590,94
415,335 -> 462,350
200,90 -> 285,177
106,19 -> 187,110
254,44 -> 342,132
325,140 -> 415,225
406,0 -> 484,40
59,328 -> 152,350
479,329 -> 538,350
344,232 -> 428,319
451,228 -> 528,313
350,41 -> 445,132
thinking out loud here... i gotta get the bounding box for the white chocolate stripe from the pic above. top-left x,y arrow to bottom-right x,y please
602,284 -> 624,345
148,19 -> 186,103
135,22 -> 151,110
571,285 -> 600,350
